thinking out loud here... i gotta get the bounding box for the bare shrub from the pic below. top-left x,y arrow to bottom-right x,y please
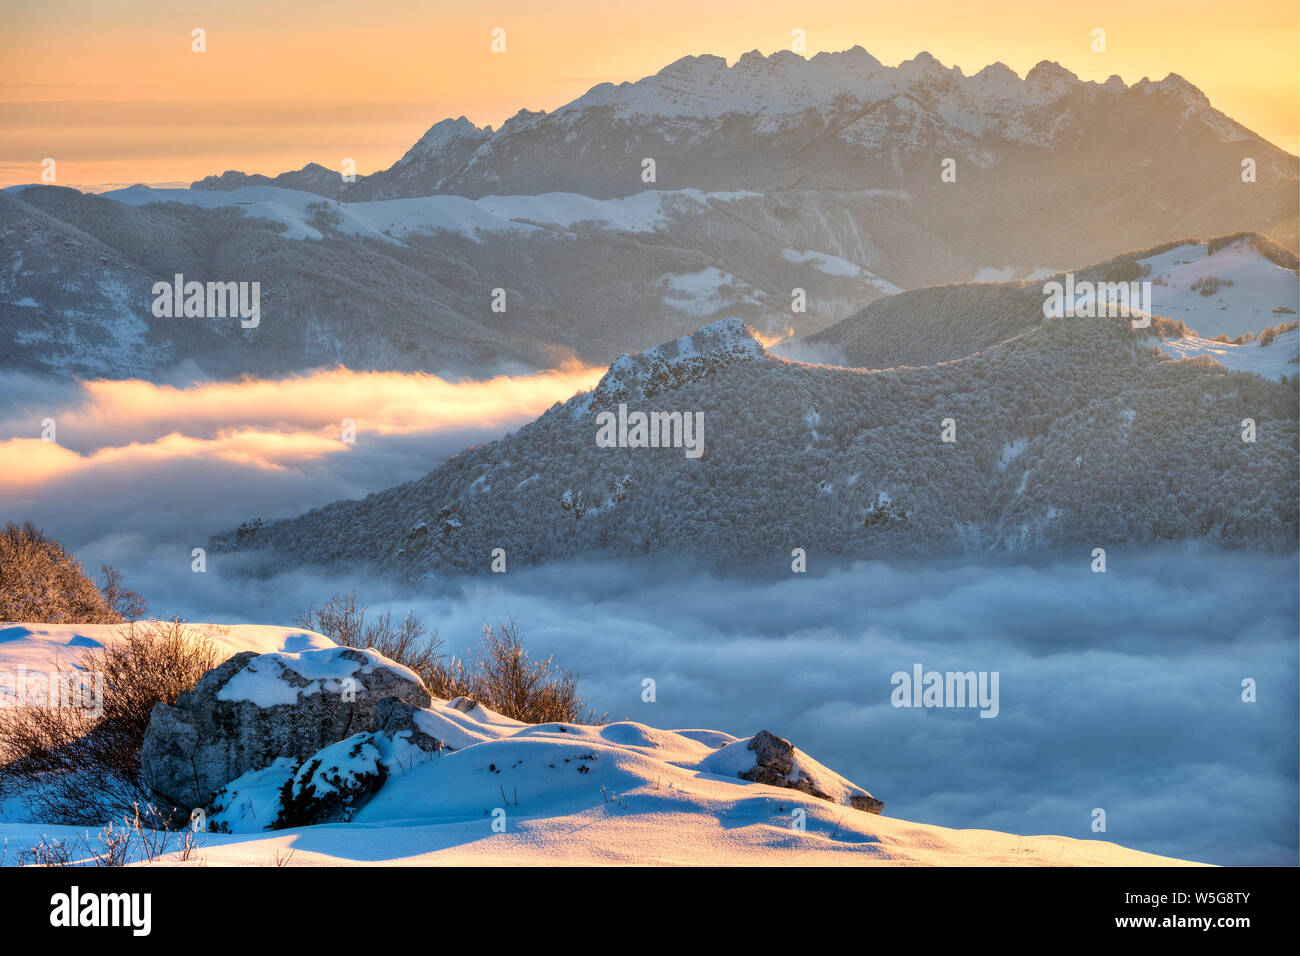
99,565 -> 147,621
297,596 -> 598,724
16,805 -> 203,866
16,834 -> 76,867
294,592 -> 444,685
467,620 -> 598,724
0,619 -> 221,824
424,653 -> 475,703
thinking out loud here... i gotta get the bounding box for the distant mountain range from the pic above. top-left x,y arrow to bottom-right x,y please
2,47 -> 1295,381
215,238 -> 1299,575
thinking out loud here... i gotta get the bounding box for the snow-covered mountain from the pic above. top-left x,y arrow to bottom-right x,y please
196,49 -> 1297,259
803,232 -> 1300,370
4,47 -> 1295,380
5,45 -> 1294,382
215,255 -> 1299,574
203,49 -> 1295,218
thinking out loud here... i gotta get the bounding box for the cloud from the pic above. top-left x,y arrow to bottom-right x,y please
0,364 -> 601,547
118,547 -> 1298,867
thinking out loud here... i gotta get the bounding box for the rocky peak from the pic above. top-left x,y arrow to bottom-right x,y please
1024,60 -> 1081,96
586,318 -> 766,406
406,116 -> 489,155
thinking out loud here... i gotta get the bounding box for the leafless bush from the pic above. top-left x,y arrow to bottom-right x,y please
0,619 -> 221,824
297,596 -> 598,724
99,565 -> 147,621
294,592 -> 444,685
466,620 -> 598,724
17,834 -> 77,867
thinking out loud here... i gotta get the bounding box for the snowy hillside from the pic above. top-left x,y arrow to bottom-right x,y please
1140,235 -> 1300,338
0,624 -> 1198,866
0,183 -> 894,378
805,233 -> 1299,374
101,184 -> 761,245
1158,329 -> 1300,381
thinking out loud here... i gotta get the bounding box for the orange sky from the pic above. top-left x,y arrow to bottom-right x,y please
2,0 -> 1296,188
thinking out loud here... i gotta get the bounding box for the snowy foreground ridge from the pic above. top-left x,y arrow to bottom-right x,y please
0,624 -> 1199,866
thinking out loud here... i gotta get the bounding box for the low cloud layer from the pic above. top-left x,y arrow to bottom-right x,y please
131,548 -> 1298,867
0,365 -> 600,549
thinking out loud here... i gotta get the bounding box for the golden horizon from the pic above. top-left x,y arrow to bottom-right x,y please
2,0 -> 1297,187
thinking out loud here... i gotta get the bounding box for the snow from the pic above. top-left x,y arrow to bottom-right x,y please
558,47 -> 1146,144
218,645 -> 423,707
997,439 -> 1028,471
1140,238 -> 1299,339
0,623 -> 334,704
0,621 -> 1202,865
100,184 -> 759,245
782,248 -> 862,277
782,248 -> 903,293
661,267 -> 754,316
1157,328 -> 1299,382
973,266 -> 1059,282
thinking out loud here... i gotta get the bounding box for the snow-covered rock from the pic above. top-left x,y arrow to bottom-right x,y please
140,645 -> 430,813
708,729 -> 884,813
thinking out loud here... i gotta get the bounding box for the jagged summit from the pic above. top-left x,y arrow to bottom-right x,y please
557,45 -> 1164,122
180,41 -> 1291,221
404,116 -> 490,154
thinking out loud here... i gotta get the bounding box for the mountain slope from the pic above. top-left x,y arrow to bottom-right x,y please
0,184 -> 895,378
801,232 -> 1300,370
217,309 -> 1299,575
197,48 -> 1299,252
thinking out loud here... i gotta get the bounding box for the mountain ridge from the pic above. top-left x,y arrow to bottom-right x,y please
188,46 -> 1294,215
213,262 -> 1299,576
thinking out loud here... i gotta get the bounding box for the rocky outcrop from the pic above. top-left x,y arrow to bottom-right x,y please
739,729 -> 884,814
272,730 -> 425,829
588,318 -> 766,406
140,646 -> 431,812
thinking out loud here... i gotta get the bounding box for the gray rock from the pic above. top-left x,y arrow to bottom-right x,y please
273,733 -> 391,829
141,646 -> 431,813
374,696 -> 445,753
850,794 -> 885,814
739,729 -> 884,814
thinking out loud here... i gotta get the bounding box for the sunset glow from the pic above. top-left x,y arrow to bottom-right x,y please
3,0 -> 1296,187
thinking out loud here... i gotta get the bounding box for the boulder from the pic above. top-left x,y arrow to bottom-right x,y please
738,729 -> 884,814
273,733 -> 395,829
141,645 -> 432,812
374,696 -> 445,753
